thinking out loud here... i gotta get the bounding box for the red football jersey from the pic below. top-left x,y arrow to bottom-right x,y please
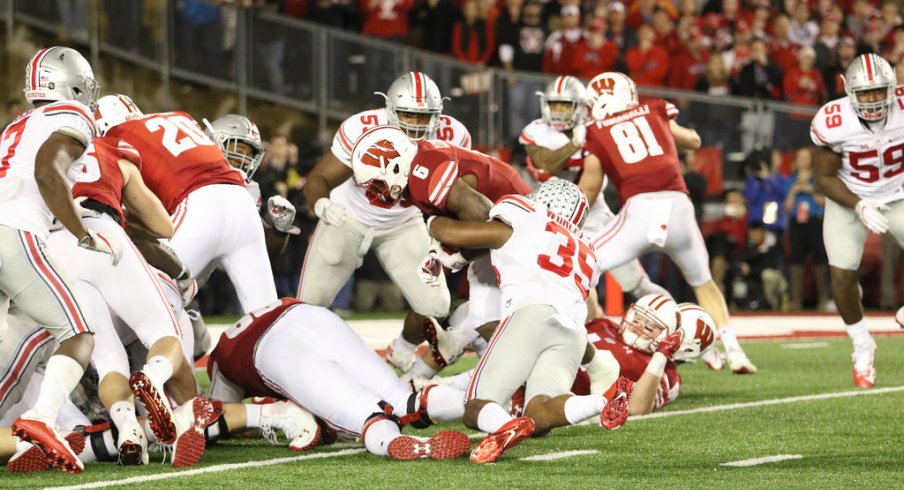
585,317 -> 681,409
583,99 -> 687,204
105,111 -> 243,214
72,137 -> 141,224
208,298 -> 303,398
404,140 -> 531,216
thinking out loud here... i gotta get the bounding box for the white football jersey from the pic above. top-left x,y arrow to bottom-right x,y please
329,108 -> 472,228
246,180 -> 262,211
490,194 -> 601,325
0,101 -> 97,238
519,118 -> 588,185
810,89 -> 904,204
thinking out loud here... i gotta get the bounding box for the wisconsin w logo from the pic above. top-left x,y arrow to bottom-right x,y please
590,77 -> 616,95
360,139 -> 401,169
696,319 -> 715,351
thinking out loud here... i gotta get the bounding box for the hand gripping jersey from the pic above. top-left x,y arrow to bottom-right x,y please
583,99 -> 687,204
72,136 -> 141,225
810,87 -> 904,204
405,141 -> 532,216
585,317 -> 680,409
489,195 -> 601,324
0,101 -> 97,237
209,298 -> 304,398
519,118 -> 589,184
330,108 -> 472,228
105,111 -> 244,214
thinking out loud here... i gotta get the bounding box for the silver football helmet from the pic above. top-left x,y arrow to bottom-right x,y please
844,53 -> 896,122
203,114 -> 265,183
376,72 -> 445,140
537,76 -> 587,131
24,46 -> 99,109
532,178 -> 589,227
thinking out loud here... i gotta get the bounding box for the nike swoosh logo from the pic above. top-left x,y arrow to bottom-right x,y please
502,429 -> 518,448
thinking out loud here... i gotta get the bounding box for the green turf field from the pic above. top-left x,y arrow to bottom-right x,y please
6,335 -> 904,489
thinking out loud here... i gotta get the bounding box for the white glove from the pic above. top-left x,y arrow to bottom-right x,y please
855,199 -> 890,234
417,253 -> 443,287
78,229 -> 123,266
571,123 -> 587,147
314,198 -> 347,226
267,196 -> 301,235
431,246 -> 469,273
175,267 -> 199,306
73,196 -> 101,219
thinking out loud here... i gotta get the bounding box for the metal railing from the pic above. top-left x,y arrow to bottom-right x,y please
1,0 -> 818,156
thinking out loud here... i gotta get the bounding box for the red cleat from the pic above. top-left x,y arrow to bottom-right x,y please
171,396 -> 216,468
509,386 -> 525,417
600,376 -> 633,430
130,371 -> 176,444
10,416 -> 84,474
470,417 -> 535,463
7,431 -> 85,473
387,430 -> 470,461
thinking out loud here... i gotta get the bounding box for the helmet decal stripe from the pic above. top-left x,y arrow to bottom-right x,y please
555,76 -> 567,95
865,54 -> 874,83
413,72 -> 424,99
30,47 -> 53,90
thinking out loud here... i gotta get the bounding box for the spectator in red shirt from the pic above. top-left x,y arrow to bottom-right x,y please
707,188 -> 749,294
783,46 -> 825,116
769,13 -> 800,74
361,0 -> 413,41
625,23 -> 670,87
451,0 -> 496,64
542,5 -> 586,74
652,9 -> 682,55
627,0 -> 678,29
571,17 -> 619,78
668,29 -> 709,89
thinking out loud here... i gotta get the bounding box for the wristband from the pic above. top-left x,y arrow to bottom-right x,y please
644,352 -> 668,378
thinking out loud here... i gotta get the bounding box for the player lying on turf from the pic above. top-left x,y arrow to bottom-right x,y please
208,298 -> 472,461
426,179 -> 634,463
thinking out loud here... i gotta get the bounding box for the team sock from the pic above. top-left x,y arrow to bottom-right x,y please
563,394 -> 604,425
142,356 -> 174,387
32,355 -> 84,421
476,402 -> 513,434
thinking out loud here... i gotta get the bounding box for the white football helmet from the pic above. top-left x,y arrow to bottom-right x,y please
24,46 -> 99,109
537,76 -> 587,131
532,178 -> 589,227
585,72 -> 638,120
351,125 -> 418,208
94,94 -> 143,134
619,294 -> 679,353
376,72 -> 445,140
673,303 -> 717,363
203,114 -> 265,183
843,53 -> 896,122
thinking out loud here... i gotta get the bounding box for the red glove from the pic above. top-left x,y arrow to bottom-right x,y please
656,331 -> 683,359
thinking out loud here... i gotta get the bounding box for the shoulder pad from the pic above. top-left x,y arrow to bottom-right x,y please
489,194 -> 536,226
810,96 -> 856,148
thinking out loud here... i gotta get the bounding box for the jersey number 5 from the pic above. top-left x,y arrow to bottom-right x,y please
537,221 -> 595,298
609,116 -> 663,164
145,115 -> 215,158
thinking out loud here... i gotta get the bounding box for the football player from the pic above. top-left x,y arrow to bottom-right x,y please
581,72 -> 757,375
0,46 -> 121,474
94,95 -> 277,314
425,179 -> 633,463
301,72 -> 469,372
519,75 -> 670,314
208,298 -> 471,461
811,54 -> 904,388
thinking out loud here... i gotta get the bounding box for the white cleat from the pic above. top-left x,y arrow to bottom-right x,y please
851,337 -> 877,388
422,317 -> 477,368
385,339 -> 416,373
726,350 -> 757,374
259,400 -> 321,451
117,420 -> 148,465
701,347 -> 724,371
171,396 -> 216,468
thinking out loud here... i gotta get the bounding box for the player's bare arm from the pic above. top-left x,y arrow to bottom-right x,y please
120,160 -> 173,239
813,146 -> 860,209
303,151 -> 354,217
34,132 -> 89,239
577,155 -> 604,207
427,216 -> 512,250
668,120 -> 702,150
444,178 -> 493,222
124,225 -> 185,278
526,143 -> 578,173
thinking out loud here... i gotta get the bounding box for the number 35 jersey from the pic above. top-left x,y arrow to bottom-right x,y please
583,99 -> 686,204
490,195 -> 600,325
329,108 -> 472,228
810,90 -> 904,204
106,111 -> 244,214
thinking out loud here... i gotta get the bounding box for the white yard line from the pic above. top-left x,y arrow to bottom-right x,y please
780,342 -> 829,349
720,454 -> 803,467
520,450 -> 599,461
45,448 -> 366,490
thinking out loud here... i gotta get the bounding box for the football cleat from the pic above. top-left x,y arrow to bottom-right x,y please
726,350 -> 758,374
130,370 -> 176,444
600,376 -> 633,430
7,431 -> 85,473
258,400 -> 321,451
117,420 -> 148,465
422,317 -> 475,368
896,306 -> 904,329
701,347 -> 724,370
470,417 -> 535,464
171,396 -> 216,467
11,414 -> 84,474
387,430 -> 471,461
852,338 -> 877,388
385,341 -> 416,373
509,386 -> 526,417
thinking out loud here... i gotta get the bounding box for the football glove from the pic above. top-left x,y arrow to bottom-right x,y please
73,196 -> 101,219
314,198 -> 347,226
78,229 -> 122,266
417,253 -> 443,287
266,196 -> 301,235
855,199 -> 889,234
656,331 -> 683,359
